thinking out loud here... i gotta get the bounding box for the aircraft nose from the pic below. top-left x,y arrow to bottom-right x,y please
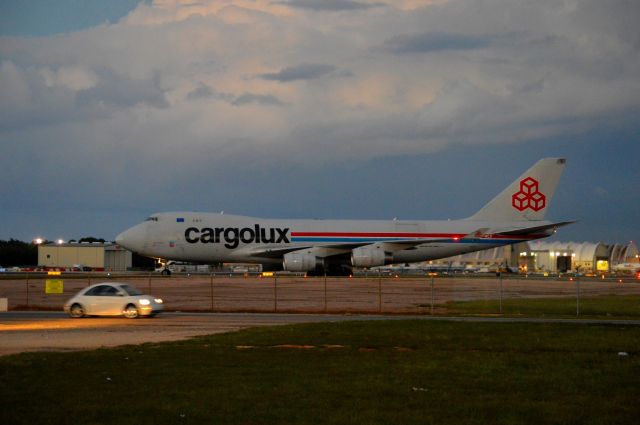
115,224 -> 146,253
115,231 -> 125,246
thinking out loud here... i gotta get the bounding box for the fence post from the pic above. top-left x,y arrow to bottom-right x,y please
576,275 -> 580,317
324,272 -> 327,313
499,273 -> 503,314
378,272 -> 382,313
430,275 -> 434,315
26,273 -> 30,309
210,272 -> 214,312
274,273 -> 278,312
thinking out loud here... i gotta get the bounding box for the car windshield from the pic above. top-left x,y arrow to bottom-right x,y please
119,284 -> 142,296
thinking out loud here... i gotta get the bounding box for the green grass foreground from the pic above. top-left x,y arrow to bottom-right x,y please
2,321 -> 640,425
442,295 -> 640,318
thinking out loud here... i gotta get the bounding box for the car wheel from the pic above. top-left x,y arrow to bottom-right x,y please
161,269 -> 171,276
123,304 -> 139,319
69,303 -> 85,318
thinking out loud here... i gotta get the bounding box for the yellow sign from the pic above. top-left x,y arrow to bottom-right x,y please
596,260 -> 609,272
45,279 -> 64,294
47,271 -> 61,276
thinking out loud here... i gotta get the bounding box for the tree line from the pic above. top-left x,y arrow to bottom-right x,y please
0,239 -> 37,266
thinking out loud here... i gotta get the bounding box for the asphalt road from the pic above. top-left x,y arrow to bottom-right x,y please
2,311 -> 640,357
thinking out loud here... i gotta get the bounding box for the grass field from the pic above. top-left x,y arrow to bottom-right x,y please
1,320 -> 640,424
442,295 -> 640,318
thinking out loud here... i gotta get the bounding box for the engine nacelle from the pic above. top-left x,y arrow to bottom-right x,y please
283,252 -> 323,272
351,246 -> 393,268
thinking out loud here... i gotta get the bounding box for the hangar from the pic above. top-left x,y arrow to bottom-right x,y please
609,241 -> 639,264
527,241 -> 610,273
429,241 -> 638,274
38,242 -> 132,272
426,243 -> 528,271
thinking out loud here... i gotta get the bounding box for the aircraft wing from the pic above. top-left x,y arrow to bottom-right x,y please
240,238 -> 459,259
241,245 -> 315,258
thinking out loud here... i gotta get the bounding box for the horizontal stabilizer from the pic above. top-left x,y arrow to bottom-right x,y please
488,220 -> 576,236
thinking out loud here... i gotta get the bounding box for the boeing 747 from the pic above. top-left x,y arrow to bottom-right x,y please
116,158 -> 573,275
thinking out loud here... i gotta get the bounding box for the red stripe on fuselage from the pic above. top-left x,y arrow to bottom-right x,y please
291,232 -> 460,238
290,231 -> 543,240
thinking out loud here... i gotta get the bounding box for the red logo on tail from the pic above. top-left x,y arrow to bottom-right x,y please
512,177 -> 546,211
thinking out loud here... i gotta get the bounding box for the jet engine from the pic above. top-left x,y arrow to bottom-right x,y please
351,246 -> 393,268
283,252 -> 323,272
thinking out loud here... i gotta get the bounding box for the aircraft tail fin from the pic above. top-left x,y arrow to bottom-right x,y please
467,158 -> 566,222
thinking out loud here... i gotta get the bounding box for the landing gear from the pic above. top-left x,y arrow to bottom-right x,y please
306,263 -> 352,277
261,263 -> 284,273
325,264 -> 353,276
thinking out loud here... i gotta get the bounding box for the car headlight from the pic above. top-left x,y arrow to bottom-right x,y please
154,298 -> 163,304
139,299 -> 151,305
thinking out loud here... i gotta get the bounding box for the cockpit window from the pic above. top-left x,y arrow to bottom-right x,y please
145,217 -> 159,222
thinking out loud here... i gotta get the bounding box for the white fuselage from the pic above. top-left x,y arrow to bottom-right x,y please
116,212 -> 551,266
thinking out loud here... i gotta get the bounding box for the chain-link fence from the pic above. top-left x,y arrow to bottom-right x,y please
1,274 -> 639,317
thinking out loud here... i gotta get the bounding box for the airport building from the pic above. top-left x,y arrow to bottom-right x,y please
425,243 -> 528,272
526,241 -> 609,273
38,243 -> 132,272
429,241 -> 638,274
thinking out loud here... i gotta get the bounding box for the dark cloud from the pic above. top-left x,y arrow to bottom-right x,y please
278,0 -> 380,11
386,32 -> 493,54
232,93 -> 284,106
0,61 -> 105,132
186,82 -> 215,100
186,83 -> 284,106
76,70 -> 168,108
259,63 -> 336,82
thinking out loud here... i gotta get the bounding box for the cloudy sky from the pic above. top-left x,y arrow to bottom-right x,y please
1,0 -> 638,244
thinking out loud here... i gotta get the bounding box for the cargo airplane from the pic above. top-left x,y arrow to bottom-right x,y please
116,158 -> 573,275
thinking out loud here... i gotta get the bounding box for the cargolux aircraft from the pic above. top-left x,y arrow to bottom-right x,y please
116,158 -> 573,275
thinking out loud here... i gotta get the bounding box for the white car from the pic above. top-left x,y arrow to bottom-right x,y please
64,282 -> 163,319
